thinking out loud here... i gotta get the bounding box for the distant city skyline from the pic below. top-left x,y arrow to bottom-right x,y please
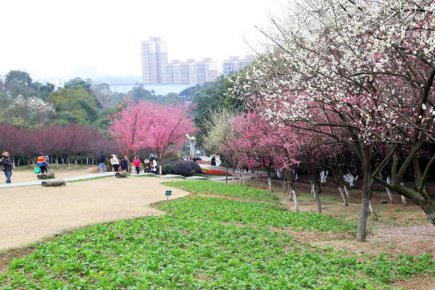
0,0 -> 284,79
141,37 -> 220,85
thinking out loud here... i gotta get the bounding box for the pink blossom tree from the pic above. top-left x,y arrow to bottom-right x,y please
109,101 -> 196,159
109,101 -> 152,155
222,113 -> 303,209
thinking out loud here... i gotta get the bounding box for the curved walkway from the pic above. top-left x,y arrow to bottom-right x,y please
0,176 -> 189,251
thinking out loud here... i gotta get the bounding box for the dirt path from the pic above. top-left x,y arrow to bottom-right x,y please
0,175 -> 189,251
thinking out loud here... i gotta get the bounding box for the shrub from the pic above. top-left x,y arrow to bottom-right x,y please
171,161 -> 202,177
162,162 -> 174,175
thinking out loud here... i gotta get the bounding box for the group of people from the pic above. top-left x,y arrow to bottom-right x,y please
98,151 -> 158,174
0,150 -> 162,184
0,152 -> 49,184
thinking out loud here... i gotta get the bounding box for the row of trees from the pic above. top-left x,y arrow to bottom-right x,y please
0,73 -> 105,127
1,70 -> 192,130
221,0 -> 434,242
0,70 -> 199,166
0,123 -> 113,165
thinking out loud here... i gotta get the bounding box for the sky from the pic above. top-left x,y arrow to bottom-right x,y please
0,0 -> 286,80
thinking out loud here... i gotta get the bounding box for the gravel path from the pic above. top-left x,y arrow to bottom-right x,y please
0,175 -> 189,251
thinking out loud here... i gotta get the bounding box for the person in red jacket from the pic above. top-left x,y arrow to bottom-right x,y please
133,156 -> 141,174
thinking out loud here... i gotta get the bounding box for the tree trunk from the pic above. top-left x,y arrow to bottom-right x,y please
292,190 -> 299,212
310,181 -> 315,198
356,144 -> 371,242
267,168 -> 272,191
41,179 -> 66,187
309,179 -> 322,213
115,171 -> 128,178
338,187 -> 349,206
314,189 -> 322,213
384,176 -> 394,204
239,168 -> 243,185
401,195 -> 408,206
232,168 -> 236,184
344,186 -> 350,199
225,167 -> 228,184
368,199 -> 379,221
386,187 -> 394,204
357,198 -> 370,242
400,182 -> 407,205
421,201 -> 435,225
37,171 -> 55,180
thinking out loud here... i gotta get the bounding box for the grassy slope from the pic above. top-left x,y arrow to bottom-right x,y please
0,180 -> 433,289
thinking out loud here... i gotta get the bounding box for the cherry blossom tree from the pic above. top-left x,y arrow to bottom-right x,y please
109,101 -> 152,154
146,103 -> 196,159
228,0 -> 435,241
221,113 -> 303,210
109,101 -> 196,159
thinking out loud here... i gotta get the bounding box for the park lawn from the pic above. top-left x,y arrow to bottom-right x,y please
0,181 -> 433,289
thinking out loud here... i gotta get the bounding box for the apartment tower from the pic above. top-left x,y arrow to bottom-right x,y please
222,55 -> 255,78
141,37 -> 168,84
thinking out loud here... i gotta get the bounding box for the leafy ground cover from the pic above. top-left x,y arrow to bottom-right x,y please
164,180 -> 280,203
0,180 -> 433,289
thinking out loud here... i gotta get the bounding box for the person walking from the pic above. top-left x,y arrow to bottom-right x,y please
98,151 -> 106,173
0,152 -> 13,184
150,157 -> 158,174
143,158 -> 150,173
44,154 -> 50,172
106,155 -> 112,172
120,155 -> 128,172
124,155 -> 130,172
133,156 -> 141,174
110,154 -> 120,172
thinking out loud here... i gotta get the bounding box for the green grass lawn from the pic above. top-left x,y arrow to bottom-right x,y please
0,180 -> 433,289
165,180 -> 281,203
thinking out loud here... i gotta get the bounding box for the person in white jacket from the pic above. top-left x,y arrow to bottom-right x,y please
151,158 -> 157,173
110,154 -> 120,172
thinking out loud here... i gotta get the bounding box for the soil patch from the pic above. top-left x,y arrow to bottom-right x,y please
0,173 -> 189,253
278,182 -> 435,258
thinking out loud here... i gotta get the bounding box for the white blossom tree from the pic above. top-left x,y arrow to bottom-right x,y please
228,0 -> 434,241
7,95 -> 56,126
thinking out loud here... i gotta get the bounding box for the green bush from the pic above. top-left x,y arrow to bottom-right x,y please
162,162 -> 174,175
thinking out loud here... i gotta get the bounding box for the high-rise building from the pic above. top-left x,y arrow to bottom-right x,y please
141,37 -> 219,85
163,58 -> 217,85
222,55 -> 255,78
141,37 -> 168,84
